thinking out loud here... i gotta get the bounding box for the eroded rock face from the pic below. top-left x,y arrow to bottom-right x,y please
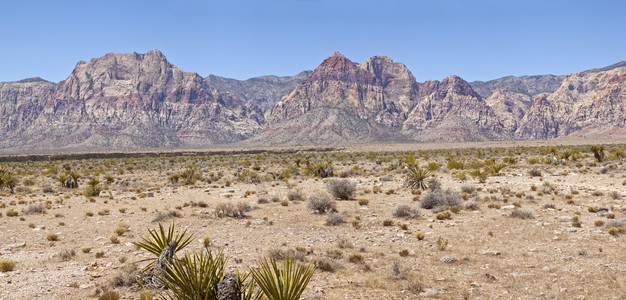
0,50 -> 624,151
402,76 -> 505,141
0,50 -> 264,152
517,65 -> 626,139
484,89 -> 532,132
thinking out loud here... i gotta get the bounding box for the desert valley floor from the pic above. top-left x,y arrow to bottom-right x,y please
0,140 -> 625,299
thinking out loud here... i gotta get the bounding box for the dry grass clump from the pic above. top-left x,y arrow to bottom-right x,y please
415,232 -> 426,240
358,198 -> 369,206
308,192 -> 337,214
46,232 -> 59,241
98,290 -> 120,300
435,210 -> 453,220
347,252 -> 364,263
24,205 -> 46,215
392,205 -> 420,219
287,190 -> 304,201
327,179 -> 356,200
214,202 -> 250,218
314,257 -> 342,272
0,259 -> 16,272
201,235 -> 212,248
460,184 -> 476,194
325,213 -> 346,226
152,210 -> 182,222
510,208 -> 536,219
108,266 -> 138,287
6,209 -> 18,217
81,246 -> 92,253
58,249 -> 76,261
528,168 -> 542,177
420,188 -> 461,210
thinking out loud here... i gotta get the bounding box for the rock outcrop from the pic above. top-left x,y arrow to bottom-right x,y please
0,50 -> 264,152
0,50 -> 624,152
517,64 -> 626,139
402,76 -> 505,141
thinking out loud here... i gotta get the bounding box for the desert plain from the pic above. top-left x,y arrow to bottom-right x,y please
0,140 -> 625,299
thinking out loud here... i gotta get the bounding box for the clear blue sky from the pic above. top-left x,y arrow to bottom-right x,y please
1,0 -> 625,83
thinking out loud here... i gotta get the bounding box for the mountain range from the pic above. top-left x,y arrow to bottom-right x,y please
0,50 -> 624,153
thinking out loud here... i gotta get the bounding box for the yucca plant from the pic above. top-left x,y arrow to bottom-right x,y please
490,163 -> 507,175
251,256 -> 314,300
590,145 -> 605,162
133,222 -> 194,270
404,166 -> 431,190
159,250 -> 226,300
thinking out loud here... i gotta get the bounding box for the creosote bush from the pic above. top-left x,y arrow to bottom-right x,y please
510,208 -> 536,219
392,205 -> 420,219
420,188 -> 461,210
326,179 -> 356,200
307,192 -> 337,214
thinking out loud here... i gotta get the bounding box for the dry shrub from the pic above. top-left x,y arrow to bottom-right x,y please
420,188 -> 461,210
393,205 -> 420,219
510,208 -> 536,219
308,192 -> 337,214
327,179 -> 356,200
215,202 -> 250,218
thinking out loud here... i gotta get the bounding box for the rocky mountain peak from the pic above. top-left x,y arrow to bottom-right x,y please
304,52 -> 377,85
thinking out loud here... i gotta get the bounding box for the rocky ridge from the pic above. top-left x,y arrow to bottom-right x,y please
0,50 -> 624,152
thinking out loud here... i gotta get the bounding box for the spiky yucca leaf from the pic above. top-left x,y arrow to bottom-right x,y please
133,222 -> 194,270
404,166 -> 431,190
159,250 -> 226,300
251,257 -> 314,300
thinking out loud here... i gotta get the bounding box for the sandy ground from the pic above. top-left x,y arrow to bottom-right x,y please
0,141 -> 625,299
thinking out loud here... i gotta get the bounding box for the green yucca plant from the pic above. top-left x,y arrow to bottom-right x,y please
404,166 -> 431,190
590,145 -> 605,162
159,250 -> 226,300
490,163 -> 507,175
251,257 -> 314,300
133,222 -> 194,270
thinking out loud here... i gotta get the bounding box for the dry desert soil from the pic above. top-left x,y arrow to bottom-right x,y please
0,140 -> 625,299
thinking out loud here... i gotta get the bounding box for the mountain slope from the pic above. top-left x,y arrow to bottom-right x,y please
0,50 -> 264,152
205,71 -> 311,113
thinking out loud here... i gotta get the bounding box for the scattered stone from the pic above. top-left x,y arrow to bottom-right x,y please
478,249 -> 501,256
485,273 -> 497,281
500,205 -> 516,210
440,255 -> 459,263
3,242 -> 26,250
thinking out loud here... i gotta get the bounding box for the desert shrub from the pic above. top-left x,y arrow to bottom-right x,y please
6,209 -> 18,217
307,192 -> 337,214
393,205 -> 420,219
427,162 -> 440,171
460,184 -> 475,194
415,232 -> 426,240
590,145 -> 605,162
98,290 -> 120,300
58,248 -> 76,261
528,168 -> 542,177
436,237 -> 449,251
380,175 -> 393,182
464,201 -> 480,210
447,159 -> 464,170
42,186 -> 54,193
109,266 -> 138,287
314,257 -> 340,272
382,219 -> 394,226
510,208 -> 536,219
151,210 -> 182,222
305,160 -> 334,178
0,259 -> 16,272
214,202 -> 250,218
325,214 -> 346,226
24,205 -> 46,215
347,252 -> 364,264
327,179 -> 356,200
358,199 -> 369,206
420,189 -> 461,210
47,232 -> 59,241
287,190 -> 304,201
257,197 -> 269,204
404,167 -> 431,190
435,210 -> 452,220
610,191 -> 621,199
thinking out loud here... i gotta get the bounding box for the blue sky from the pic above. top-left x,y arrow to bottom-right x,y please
1,0 -> 625,83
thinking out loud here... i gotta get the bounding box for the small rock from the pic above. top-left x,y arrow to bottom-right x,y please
420,288 -> 442,296
500,205 -> 516,210
485,273 -> 497,281
440,255 -> 459,263
478,249 -> 501,256
3,242 -> 26,250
